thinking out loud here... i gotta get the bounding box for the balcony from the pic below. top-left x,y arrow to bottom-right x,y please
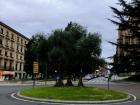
0,54 -> 3,58
0,44 -> 4,48
0,33 -> 4,37
5,35 -> 10,40
0,65 -> 14,71
4,45 -> 10,50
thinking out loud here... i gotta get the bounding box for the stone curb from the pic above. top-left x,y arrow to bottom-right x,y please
16,91 -> 133,104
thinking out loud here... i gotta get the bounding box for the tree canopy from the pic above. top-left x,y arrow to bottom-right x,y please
24,22 -> 106,86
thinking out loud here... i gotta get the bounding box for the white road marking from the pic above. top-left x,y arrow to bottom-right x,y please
11,92 -> 137,105
11,93 -> 63,105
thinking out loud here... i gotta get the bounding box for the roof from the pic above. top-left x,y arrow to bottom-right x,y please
0,21 -> 30,40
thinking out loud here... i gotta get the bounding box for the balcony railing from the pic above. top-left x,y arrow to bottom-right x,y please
0,65 -> 14,71
0,33 -> 4,37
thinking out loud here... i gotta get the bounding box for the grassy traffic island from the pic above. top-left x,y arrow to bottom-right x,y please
20,87 -> 128,101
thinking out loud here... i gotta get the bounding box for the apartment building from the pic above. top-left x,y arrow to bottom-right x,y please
0,21 -> 29,80
116,29 -> 139,57
114,27 -> 140,73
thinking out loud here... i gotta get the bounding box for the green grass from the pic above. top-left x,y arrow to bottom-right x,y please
20,87 -> 128,101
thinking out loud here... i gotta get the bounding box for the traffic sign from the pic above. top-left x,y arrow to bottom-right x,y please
33,62 -> 39,74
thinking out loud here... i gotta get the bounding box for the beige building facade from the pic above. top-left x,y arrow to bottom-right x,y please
114,27 -> 140,73
0,21 -> 29,80
116,29 -> 139,57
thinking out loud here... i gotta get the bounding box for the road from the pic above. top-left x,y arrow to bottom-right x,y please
0,78 -> 140,105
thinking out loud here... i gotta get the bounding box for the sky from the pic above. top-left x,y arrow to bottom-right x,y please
0,0 -> 119,61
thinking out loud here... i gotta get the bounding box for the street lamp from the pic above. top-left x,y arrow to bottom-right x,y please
55,70 -> 59,84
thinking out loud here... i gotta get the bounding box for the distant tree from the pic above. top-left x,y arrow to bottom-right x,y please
65,22 -> 88,86
64,22 -> 88,86
25,22 -> 105,87
48,47 -> 65,86
109,0 -> 140,73
47,22 -> 105,87
47,23 -> 89,86
24,39 -> 34,78
76,33 -> 103,86
65,22 -> 87,40
47,29 -> 69,86
24,33 -> 48,79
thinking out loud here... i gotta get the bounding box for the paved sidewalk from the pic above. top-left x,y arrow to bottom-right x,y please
0,80 -> 56,86
0,76 -> 130,86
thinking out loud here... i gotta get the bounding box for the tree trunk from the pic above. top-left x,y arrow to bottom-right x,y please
25,74 -> 28,79
65,76 -> 73,86
55,79 -> 64,87
78,76 -> 84,87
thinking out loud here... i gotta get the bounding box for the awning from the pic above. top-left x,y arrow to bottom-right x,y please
2,71 -> 15,76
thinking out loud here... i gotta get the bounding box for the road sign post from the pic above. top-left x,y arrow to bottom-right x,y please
45,64 -> 47,86
108,77 -> 110,90
33,62 -> 39,88
106,70 -> 111,90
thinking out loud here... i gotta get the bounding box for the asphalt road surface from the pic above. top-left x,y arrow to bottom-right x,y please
0,79 -> 140,105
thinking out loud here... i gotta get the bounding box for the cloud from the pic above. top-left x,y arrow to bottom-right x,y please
0,0 -> 119,60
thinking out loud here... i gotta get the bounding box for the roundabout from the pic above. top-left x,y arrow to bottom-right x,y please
11,86 -> 136,105
0,78 -> 139,105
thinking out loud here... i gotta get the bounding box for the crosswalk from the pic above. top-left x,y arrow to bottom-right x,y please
84,77 -> 115,84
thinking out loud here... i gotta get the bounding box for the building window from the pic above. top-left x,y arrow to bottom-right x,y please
25,41 -> 26,45
15,63 -> 18,70
20,56 -> 22,60
21,47 -> 22,52
17,37 -> 19,42
11,42 -> 14,49
11,33 -> 14,40
5,51 -> 8,57
4,61 -> 7,69
15,73 -> 17,77
10,52 -> 13,58
22,47 -> 24,53
0,28 -> 3,34
9,62 -> 12,70
16,54 -> 18,59
0,50 -> 2,55
17,45 -> 19,51
20,63 -> 22,70
6,31 -> 9,37
135,38 -> 139,44
0,39 -> 2,45
21,39 -> 23,44
0,59 -> 1,66
6,40 -> 8,47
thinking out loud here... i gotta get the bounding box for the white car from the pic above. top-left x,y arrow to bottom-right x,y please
84,74 -> 93,80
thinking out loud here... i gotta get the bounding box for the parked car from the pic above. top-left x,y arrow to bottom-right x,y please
84,74 -> 93,80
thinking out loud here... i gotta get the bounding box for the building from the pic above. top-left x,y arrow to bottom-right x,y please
114,27 -> 140,73
116,29 -> 139,57
0,21 -> 29,80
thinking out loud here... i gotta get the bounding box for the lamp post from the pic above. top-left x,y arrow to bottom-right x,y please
78,68 -> 83,86
45,64 -> 47,86
55,70 -> 58,84
106,69 -> 111,90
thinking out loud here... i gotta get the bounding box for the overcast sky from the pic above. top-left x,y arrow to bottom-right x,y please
0,0 -> 119,61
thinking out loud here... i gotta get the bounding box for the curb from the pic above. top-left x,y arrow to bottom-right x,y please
12,91 -> 135,104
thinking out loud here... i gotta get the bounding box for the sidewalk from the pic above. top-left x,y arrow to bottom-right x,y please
0,80 -> 56,86
0,76 -> 132,86
111,75 -> 129,81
